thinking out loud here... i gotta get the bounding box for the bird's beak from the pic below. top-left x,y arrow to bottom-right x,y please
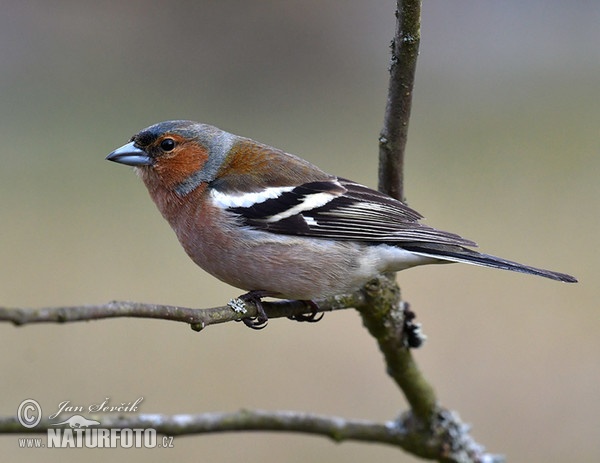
106,141 -> 153,166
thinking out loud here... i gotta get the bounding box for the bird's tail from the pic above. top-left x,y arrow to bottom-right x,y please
403,243 -> 577,283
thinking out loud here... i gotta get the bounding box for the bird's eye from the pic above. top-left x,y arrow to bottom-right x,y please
160,138 -> 176,152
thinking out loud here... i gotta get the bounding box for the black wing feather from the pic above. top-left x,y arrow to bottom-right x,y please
228,181 -> 344,221
226,177 -> 477,247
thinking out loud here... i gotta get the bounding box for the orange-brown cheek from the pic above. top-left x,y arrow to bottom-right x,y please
153,143 -> 208,189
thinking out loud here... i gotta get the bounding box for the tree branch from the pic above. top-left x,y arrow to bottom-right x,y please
366,0 -> 439,425
364,5 -> 500,462
0,291 -> 365,331
0,409 -> 503,462
1,2 -> 503,462
358,276 -> 437,423
379,0 -> 421,201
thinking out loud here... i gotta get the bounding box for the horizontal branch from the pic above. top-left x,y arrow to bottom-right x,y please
0,408 -> 503,462
0,291 -> 366,331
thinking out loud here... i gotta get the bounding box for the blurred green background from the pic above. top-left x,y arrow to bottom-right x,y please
1,1 -> 598,462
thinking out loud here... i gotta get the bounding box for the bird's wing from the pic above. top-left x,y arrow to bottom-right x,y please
210,177 -> 477,247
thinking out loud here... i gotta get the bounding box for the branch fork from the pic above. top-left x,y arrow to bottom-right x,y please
1,1 -> 504,461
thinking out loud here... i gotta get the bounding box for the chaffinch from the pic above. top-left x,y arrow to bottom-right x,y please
107,120 -> 577,326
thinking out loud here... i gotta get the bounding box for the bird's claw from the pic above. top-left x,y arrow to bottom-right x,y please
241,315 -> 268,330
233,292 -> 324,328
288,300 -> 324,323
234,290 -> 272,330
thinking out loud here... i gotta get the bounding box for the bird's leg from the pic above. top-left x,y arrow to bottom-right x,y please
235,290 -> 276,330
288,300 -> 324,323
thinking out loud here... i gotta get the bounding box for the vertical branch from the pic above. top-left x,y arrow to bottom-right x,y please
360,275 -> 437,423
368,7 -> 503,459
362,0 -> 439,426
378,0 -> 421,201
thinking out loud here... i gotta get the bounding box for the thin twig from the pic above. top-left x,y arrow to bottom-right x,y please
0,410 -> 503,462
370,5 -> 499,462
379,0 -> 421,201
0,291 -> 365,331
368,0 -> 440,425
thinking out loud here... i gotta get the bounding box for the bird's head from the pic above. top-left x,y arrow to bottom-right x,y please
106,120 -> 234,197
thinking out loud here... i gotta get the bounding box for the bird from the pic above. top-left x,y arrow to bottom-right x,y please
106,120 -> 577,327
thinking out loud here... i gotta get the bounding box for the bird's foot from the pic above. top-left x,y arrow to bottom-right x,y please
288,300 -> 324,323
234,290 -> 275,330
